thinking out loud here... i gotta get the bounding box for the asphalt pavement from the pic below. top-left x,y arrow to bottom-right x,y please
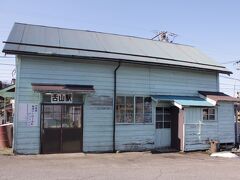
0,151 -> 239,180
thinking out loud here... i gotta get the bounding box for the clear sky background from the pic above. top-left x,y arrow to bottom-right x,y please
0,0 -> 240,96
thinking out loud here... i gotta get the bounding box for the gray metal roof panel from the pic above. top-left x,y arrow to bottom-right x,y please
5,44 -> 228,72
59,28 -> 100,50
132,39 -> 172,58
2,23 -> 231,74
6,23 -> 25,43
181,46 -> 219,66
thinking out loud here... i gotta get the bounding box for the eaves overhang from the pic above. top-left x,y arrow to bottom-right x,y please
3,48 -> 232,75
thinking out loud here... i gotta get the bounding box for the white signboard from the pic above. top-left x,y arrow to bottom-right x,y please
27,104 -> 39,126
18,103 -> 39,127
51,93 -> 72,103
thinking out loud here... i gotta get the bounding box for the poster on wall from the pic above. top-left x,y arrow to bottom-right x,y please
88,95 -> 113,106
18,103 -> 39,127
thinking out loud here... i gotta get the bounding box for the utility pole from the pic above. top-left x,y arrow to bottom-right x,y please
230,60 -> 240,97
236,60 -> 240,97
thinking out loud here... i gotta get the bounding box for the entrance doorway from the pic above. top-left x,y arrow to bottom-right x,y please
155,107 -> 172,148
41,104 -> 83,154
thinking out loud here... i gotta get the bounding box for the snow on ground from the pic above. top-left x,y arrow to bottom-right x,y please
210,151 -> 238,158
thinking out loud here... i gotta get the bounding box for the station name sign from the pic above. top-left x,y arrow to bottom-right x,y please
51,93 -> 73,103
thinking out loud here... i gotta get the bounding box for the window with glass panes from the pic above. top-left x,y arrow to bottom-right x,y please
116,96 -> 152,123
156,107 -> 171,129
202,108 -> 216,120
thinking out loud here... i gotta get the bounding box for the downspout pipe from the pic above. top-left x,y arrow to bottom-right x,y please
113,61 -> 121,152
234,106 -> 239,146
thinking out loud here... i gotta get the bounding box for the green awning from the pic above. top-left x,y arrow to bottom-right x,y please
0,84 -> 15,98
151,95 -> 214,109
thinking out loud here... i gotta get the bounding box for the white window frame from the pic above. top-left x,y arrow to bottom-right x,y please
125,96 -> 135,123
202,108 -> 217,121
116,95 -> 153,124
135,96 -> 144,124
155,107 -> 171,129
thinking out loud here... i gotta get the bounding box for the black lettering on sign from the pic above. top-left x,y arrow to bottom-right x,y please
59,94 -> 65,101
52,94 -> 58,102
66,94 -> 72,102
51,93 -> 72,103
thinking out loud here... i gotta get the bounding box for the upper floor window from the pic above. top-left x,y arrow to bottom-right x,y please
203,108 -> 216,121
116,96 -> 152,124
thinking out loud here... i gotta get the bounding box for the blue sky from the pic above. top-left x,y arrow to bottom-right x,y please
1,0 -> 240,96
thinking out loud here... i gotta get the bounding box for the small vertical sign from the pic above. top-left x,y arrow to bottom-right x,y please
26,104 -> 39,127
18,103 -> 39,127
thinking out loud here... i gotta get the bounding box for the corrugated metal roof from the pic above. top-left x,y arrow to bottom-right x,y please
151,95 -> 214,107
199,91 -> 240,102
2,23 -> 230,74
0,84 -> 15,98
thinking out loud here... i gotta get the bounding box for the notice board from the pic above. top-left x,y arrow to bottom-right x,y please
18,103 -> 39,127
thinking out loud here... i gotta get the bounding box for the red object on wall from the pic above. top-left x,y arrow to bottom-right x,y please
0,124 -> 13,149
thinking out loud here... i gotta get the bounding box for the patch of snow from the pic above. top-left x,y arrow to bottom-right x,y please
210,151 -> 238,158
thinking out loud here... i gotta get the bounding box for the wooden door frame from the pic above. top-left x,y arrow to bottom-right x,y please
40,103 -> 83,154
155,106 -> 172,148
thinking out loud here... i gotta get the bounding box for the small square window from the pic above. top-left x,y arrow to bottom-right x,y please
209,115 -> 215,120
156,115 -> 163,121
156,107 -> 163,114
164,122 -> 171,128
209,108 -> 215,114
202,108 -> 216,121
203,114 -> 208,120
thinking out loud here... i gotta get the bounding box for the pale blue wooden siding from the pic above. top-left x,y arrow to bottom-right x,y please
83,97 -> 113,152
116,64 -> 218,151
116,125 -> 155,151
184,104 -> 235,151
117,64 -> 218,96
14,56 -> 219,154
14,56 -> 115,153
13,57 -> 41,154
218,102 -> 235,143
149,67 -> 218,96
184,107 -> 218,151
